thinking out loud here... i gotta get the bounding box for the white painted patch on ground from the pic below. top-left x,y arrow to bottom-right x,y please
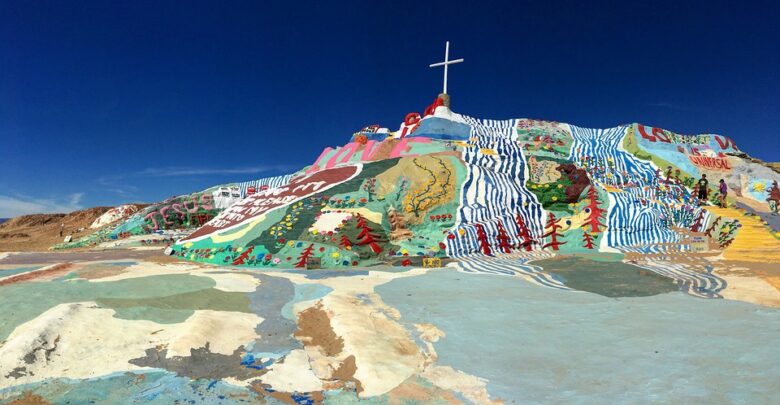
0,302 -> 262,389
259,349 -> 323,392
422,365 -> 500,405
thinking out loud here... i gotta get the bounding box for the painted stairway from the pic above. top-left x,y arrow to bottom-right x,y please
705,206 -> 780,262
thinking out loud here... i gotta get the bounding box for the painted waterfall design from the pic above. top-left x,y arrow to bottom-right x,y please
568,125 -> 706,248
446,115 -> 545,257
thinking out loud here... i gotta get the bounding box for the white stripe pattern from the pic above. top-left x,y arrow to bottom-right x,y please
632,261 -> 727,298
449,251 -> 573,291
446,116 -> 545,257
236,174 -> 294,197
568,125 -> 709,248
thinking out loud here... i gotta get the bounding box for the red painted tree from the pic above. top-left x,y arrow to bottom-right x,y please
582,231 -> 596,249
231,245 -> 255,265
474,223 -> 492,255
704,217 -> 720,238
295,243 -> 315,268
584,186 -> 606,233
495,220 -> 512,253
339,234 -> 352,250
355,214 -> 383,254
515,213 -> 535,251
542,212 -> 567,250
690,210 -> 705,232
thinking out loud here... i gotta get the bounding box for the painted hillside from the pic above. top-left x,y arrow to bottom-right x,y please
169,95 -> 780,272
53,175 -> 291,250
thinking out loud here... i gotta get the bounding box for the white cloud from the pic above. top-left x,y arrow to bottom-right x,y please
0,193 -> 85,218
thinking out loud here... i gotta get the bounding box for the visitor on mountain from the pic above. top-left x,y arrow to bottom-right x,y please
697,174 -> 709,205
767,180 -> 780,215
60,223 -> 64,237
718,179 -> 728,208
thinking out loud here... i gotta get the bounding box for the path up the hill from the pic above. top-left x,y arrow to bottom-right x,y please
705,206 -> 780,262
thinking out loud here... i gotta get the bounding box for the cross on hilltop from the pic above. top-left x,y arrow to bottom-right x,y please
429,41 -> 464,95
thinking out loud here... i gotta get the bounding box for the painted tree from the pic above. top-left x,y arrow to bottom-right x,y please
704,217 -> 721,238
474,223 -> 492,255
495,220 -> 512,253
339,234 -> 352,250
690,210 -> 705,232
405,157 -> 453,217
582,231 -> 596,249
231,245 -> 255,265
583,186 -> 606,233
387,206 -> 412,240
542,212 -> 566,251
295,243 -> 315,268
718,220 -> 741,248
515,213 -> 535,251
355,214 -> 383,254
362,178 -> 377,202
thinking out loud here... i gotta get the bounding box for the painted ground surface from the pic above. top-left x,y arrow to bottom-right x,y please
1,248 -> 779,404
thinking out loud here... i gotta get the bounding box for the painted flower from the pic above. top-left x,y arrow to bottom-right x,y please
272,258 -> 281,265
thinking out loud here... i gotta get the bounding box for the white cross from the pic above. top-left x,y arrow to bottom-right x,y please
429,41 -> 464,95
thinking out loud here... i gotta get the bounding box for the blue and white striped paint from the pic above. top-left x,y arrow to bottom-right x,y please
632,260 -> 727,298
567,125 -> 710,248
235,174 -> 294,197
446,115 -> 545,257
449,251 -> 572,291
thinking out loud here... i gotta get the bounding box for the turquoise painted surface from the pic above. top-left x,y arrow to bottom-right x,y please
0,274 -> 217,340
281,283 -> 333,320
377,269 -> 780,404
0,266 -> 41,278
0,371 -> 266,404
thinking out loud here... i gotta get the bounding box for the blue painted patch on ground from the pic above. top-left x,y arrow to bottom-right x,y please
0,371 -> 266,404
105,261 -> 139,267
377,269 -> 780,404
0,266 -> 41,278
281,283 -> 333,321
287,269 -> 368,279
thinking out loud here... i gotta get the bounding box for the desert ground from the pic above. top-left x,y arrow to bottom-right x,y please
1,243 -> 778,404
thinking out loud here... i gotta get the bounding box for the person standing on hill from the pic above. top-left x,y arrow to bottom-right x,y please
60,223 -> 64,237
718,179 -> 728,208
697,174 -> 709,205
767,180 -> 780,215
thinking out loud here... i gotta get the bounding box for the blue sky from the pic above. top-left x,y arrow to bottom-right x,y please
1,0 -> 778,217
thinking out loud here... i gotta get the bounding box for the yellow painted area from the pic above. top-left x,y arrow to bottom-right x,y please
602,185 -> 624,193
764,276 -> 780,293
210,214 -> 267,243
480,148 -> 497,155
705,207 -> 780,262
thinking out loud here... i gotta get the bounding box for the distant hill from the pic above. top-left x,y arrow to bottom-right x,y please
0,207 -> 111,252
0,219 -> 8,225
